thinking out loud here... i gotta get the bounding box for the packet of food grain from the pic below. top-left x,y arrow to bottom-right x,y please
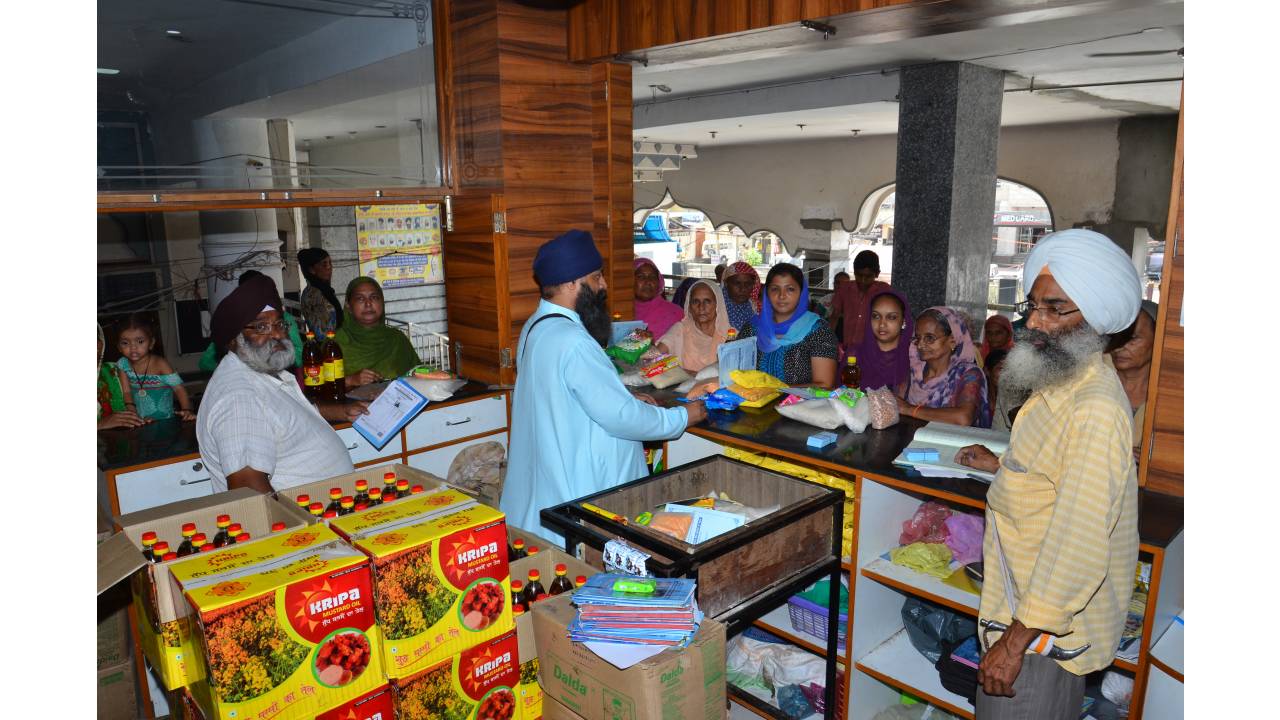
393,631 -> 520,720
341,501 -> 514,678
179,538 -> 384,720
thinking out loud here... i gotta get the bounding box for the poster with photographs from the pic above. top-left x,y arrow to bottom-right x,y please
354,203 -> 444,288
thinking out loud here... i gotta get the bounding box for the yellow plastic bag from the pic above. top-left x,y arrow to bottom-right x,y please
729,369 -> 787,390
890,542 -> 955,579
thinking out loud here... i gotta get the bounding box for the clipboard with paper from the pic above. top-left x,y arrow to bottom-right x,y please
717,337 -> 757,375
351,378 -> 428,449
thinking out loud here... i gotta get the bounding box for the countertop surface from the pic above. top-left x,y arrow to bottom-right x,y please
97,380 -> 501,472
650,389 -> 1183,549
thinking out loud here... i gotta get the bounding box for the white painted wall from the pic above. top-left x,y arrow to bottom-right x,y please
635,120 -> 1122,252
305,134 -> 429,186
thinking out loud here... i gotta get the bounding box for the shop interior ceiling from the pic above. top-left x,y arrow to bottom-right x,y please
631,0 -> 1184,147
98,0 -> 435,152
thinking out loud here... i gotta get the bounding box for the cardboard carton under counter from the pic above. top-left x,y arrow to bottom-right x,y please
274,462 -> 450,520
509,547 -> 601,720
179,532 -> 385,720
532,594 -> 727,720
96,488 -> 314,689
392,630 -> 521,719
330,490 -> 515,678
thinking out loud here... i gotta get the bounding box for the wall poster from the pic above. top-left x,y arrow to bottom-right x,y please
355,203 -> 444,288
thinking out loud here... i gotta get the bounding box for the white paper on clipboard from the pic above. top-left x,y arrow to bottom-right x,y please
717,337 -> 757,375
352,378 -> 428,449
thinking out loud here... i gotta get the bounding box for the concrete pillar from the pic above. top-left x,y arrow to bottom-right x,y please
267,118 -> 308,297
191,118 -> 283,313
891,62 -> 1004,323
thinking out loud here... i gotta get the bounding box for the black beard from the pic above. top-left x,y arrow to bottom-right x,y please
576,284 -> 611,347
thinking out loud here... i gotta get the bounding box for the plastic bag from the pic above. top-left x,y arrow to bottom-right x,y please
865,386 -> 901,430
620,370 -> 647,387
831,394 -> 872,432
899,501 -> 953,546
650,366 -> 691,389
729,369 -> 787,390
403,376 -> 468,402
943,513 -> 985,565
446,441 -> 506,507
727,635 -> 827,693
694,363 -> 720,381
890,542 -> 954,579
776,398 -> 844,429
605,328 -> 654,365
645,511 -> 693,540
776,685 -> 816,720
900,597 -> 977,664
872,706 -> 963,720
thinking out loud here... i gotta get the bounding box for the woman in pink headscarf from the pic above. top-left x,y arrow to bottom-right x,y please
633,257 -> 684,338
721,261 -> 761,332
898,306 -> 991,428
655,280 -> 730,373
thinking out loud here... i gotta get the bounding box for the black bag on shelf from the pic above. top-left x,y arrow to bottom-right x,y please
901,597 -> 978,664
935,637 -> 979,703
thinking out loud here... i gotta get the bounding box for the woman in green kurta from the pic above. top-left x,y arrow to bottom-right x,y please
335,276 -> 421,388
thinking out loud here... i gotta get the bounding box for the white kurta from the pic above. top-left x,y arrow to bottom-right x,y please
500,300 -> 689,545
197,352 -> 353,492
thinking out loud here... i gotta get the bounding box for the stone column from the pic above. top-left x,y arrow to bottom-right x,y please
891,62 -> 1004,324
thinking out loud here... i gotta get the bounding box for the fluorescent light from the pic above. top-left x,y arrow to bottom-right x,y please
165,29 -> 182,35
97,68 -> 120,75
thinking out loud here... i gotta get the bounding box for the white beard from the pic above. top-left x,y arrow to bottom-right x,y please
235,336 -> 295,374
999,323 -> 1107,400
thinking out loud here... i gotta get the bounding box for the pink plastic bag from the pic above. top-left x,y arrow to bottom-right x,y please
943,513 -> 985,565
865,387 -> 901,430
899,501 -> 952,546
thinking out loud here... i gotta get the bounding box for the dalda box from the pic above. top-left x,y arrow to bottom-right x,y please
175,526 -> 386,720
392,630 -> 520,720
330,489 -> 514,679
96,488 -> 314,690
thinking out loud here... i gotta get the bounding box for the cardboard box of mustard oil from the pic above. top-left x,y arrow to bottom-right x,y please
391,630 -> 521,720
177,526 -> 385,720
330,489 -> 515,678
532,594 -> 726,720
275,462 -> 450,521
509,547 -> 601,720
96,488 -> 314,690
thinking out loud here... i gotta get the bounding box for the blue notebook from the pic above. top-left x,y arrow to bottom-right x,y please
351,378 -> 428,449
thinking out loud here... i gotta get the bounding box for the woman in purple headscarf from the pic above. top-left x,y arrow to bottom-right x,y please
852,288 -> 913,394
898,306 -> 991,428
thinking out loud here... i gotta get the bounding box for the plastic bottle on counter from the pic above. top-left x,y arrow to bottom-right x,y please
302,331 -> 324,401
212,515 -> 232,548
368,487 -> 383,506
522,570 -> 546,608
549,564 -> 574,596
326,488 -> 343,515
354,479 -> 370,506
226,524 -> 243,544
141,532 -> 158,562
176,523 -> 198,557
323,330 -> 345,401
151,541 -> 169,563
842,355 -> 860,389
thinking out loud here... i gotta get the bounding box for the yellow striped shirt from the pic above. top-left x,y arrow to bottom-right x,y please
979,353 -> 1139,675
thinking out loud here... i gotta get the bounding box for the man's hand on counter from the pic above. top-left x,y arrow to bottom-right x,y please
955,444 -> 1000,473
684,400 -> 707,427
316,399 -> 372,424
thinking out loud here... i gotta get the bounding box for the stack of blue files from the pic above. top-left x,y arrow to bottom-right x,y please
567,573 -> 702,647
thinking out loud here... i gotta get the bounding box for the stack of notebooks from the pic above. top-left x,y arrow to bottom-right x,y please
568,573 -> 702,647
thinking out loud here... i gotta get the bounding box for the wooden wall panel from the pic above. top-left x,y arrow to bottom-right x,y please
442,194 -> 507,384
567,0 -> 865,61
592,62 -> 636,321
1140,96 -> 1184,496
451,0 -> 505,189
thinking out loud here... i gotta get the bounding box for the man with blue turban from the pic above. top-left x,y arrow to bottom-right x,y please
500,230 -> 707,544
955,229 -> 1142,719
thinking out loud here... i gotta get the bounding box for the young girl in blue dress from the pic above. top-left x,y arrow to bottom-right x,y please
115,314 -> 195,421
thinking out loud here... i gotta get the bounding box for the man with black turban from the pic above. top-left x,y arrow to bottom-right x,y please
196,274 -> 366,493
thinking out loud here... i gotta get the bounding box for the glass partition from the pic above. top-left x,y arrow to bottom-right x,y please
98,0 -> 443,191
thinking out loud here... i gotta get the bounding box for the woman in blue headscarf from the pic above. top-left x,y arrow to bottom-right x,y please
737,263 -> 838,388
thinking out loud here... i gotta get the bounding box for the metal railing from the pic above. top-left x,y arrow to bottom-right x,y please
386,317 -> 451,372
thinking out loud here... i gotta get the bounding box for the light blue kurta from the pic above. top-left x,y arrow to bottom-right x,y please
500,299 -> 689,545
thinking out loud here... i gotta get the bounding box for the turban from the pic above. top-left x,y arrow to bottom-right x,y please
211,275 -> 283,351
533,229 -> 603,287
1023,229 -> 1142,335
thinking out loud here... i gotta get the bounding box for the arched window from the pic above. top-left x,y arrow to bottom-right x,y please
634,191 -> 787,280
852,178 -> 1055,319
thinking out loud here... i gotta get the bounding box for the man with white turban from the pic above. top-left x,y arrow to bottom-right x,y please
955,229 -> 1141,720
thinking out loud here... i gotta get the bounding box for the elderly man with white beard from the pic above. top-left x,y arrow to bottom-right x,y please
197,275 -> 367,494
955,229 -> 1142,720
